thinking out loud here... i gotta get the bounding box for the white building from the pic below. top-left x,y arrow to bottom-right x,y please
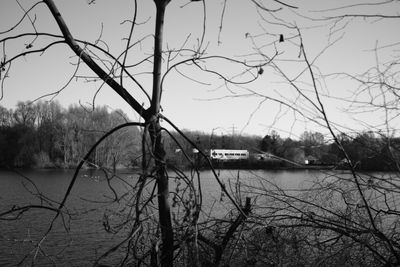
210,149 -> 249,161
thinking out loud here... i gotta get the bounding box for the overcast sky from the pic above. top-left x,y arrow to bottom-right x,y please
1,0 -> 399,138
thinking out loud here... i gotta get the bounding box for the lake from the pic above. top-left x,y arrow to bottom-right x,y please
0,168 -> 345,266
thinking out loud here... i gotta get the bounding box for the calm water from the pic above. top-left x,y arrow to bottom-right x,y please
0,168 -> 327,266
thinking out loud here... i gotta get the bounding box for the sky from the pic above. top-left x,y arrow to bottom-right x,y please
1,0 -> 399,139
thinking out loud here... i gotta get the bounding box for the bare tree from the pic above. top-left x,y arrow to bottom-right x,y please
0,0 -> 291,266
3,0 -> 399,266
221,1 -> 400,265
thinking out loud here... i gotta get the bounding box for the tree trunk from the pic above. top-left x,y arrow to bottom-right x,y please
151,1 -> 173,266
149,120 -> 173,266
44,0 -> 174,264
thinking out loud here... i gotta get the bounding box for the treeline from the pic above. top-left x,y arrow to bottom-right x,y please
163,130 -> 400,171
270,131 -> 400,171
1,101 -> 399,171
0,101 -> 141,168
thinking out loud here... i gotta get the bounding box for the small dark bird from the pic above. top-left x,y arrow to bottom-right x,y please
279,34 -> 284,43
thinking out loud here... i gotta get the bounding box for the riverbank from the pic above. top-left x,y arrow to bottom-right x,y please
189,158 -> 337,171
0,158 -> 390,172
